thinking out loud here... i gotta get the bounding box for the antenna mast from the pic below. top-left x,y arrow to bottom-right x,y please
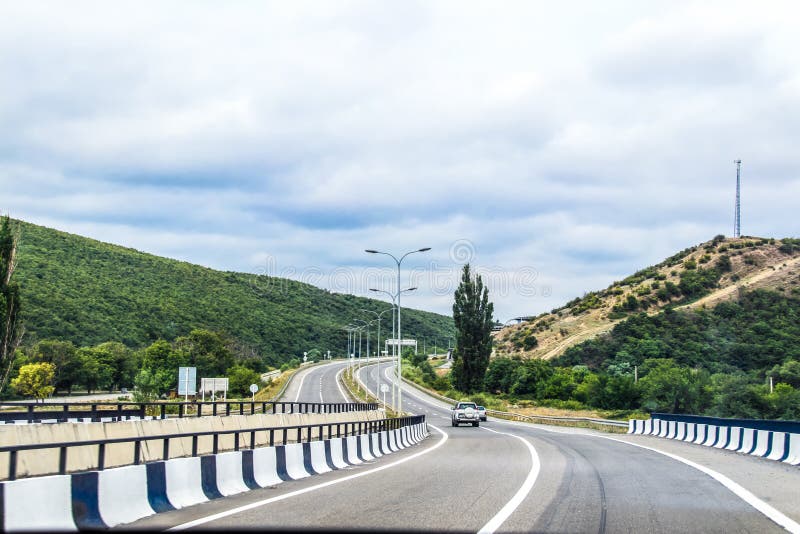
734,159 -> 742,238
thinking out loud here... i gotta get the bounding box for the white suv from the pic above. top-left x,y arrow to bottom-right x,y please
451,402 -> 480,427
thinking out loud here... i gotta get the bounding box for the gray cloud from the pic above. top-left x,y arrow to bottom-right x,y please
1,1 -> 799,320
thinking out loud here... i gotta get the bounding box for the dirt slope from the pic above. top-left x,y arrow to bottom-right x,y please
494,236 -> 800,360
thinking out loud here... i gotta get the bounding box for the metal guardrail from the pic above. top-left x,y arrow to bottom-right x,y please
0,400 -> 378,424
484,409 -> 628,428
0,414 -> 425,481
398,375 -> 628,429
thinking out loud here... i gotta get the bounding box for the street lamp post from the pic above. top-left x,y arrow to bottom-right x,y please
361,307 -> 392,407
366,247 -> 430,413
369,287 -> 416,410
353,318 -> 371,366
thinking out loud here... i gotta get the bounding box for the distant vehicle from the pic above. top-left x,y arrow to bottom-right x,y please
451,402 -> 480,427
477,406 -> 487,421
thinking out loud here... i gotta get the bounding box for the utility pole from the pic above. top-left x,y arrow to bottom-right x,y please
734,159 -> 742,238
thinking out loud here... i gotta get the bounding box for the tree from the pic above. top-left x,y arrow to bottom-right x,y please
0,216 -> 24,394
76,348 -> 113,394
11,362 -> 55,401
483,357 -> 520,393
227,365 -> 263,397
174,329 -> 234,378
451,264 -> 494,393
94,341 -> 137,391
29,339 -> 81,394
638,358 -> 710,413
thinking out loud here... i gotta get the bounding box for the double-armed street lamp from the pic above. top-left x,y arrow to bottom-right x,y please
369,287 -> 416,411
365,247 -> 431,413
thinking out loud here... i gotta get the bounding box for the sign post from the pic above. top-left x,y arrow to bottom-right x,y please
249,383 -> 259,402
200,377 -> 229,402
380,383 -> 389,407
178,367 -> 197,402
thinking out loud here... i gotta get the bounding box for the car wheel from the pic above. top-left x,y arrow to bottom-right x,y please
472,422 -> 478,427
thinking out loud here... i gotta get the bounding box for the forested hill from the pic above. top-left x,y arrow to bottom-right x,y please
12,219 -> 454,366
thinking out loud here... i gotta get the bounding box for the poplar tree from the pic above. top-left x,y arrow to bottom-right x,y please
0,216 -> 23,393
451,263 -> 494,393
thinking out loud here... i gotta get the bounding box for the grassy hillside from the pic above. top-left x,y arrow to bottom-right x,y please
495,235 -> 800,360
12,219 -> 454,366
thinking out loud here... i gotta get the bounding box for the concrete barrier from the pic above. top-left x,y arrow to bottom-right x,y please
656,420 -> 669,438
360,434 -> 375,462
370,433 -> 383,458
379,432 -> 392,455
750,430 -> 771,457
400,427 -> 411,447
785,434 -> 800,465
725,427 -> 743,451
342,436 -> 359,465
0,410 -> 386,480
682,423 -> 695,442
692,424 -> 708,445
701,425 -> 718,447
624,418 -> 800,468
214,451 -> 249,496
283,443 -> 310,480
0,473 -> 76,531
388,430 -> 400,452
164,456 -> 207,509
392,430 -> 404,450
308,441 -> 331,475
96,464 -> 154,527
251,446 -> 282,487
766,432 -> 788,461
330,438 -> 349,469
714,426 -> 730,449
739,428 -> 756,454
1,419 -> 426,530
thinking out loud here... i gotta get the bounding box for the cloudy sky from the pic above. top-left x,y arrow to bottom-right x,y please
2,1 -> 799,320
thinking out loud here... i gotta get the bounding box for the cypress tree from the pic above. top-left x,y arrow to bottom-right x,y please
451,263 -> 494,393
0,216 -> 23,393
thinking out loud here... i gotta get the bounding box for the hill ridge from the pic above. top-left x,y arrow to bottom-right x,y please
495,235 -> 800,360
11,218 -> 454,365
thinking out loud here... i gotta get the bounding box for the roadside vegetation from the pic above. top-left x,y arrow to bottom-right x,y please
405,287 -> 800,421
11,218 -> 454,368
3,328 -> 317,401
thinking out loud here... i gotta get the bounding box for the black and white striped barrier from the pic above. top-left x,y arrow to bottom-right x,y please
628,417 -> 800,467
0,423 -> 428,531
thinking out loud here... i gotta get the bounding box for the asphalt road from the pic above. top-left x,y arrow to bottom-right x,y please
125,361 -> 799,533
279,360 -> 351,404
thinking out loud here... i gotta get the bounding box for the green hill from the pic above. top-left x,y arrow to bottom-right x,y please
12,219 -> 454,366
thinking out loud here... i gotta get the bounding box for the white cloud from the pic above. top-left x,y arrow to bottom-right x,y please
2,1 -> 799,320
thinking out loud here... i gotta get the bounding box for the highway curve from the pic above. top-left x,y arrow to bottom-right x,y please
279,360 -> 352,404
124,361 -> 798,532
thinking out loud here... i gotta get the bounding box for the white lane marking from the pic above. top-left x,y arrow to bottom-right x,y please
490,418 -> 800,534
477,427 -> 541,534
293,367 -> 309,402
168,424 -> 447,531
334,366 -> 349,402
598,436 -> 800,534
318,377 -> 324,403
